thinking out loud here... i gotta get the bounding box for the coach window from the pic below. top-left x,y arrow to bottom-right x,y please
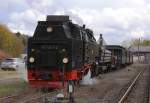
91,35 -> 96,42
84,32 -> 89,42
87,33 -> 92,42
63,24 -> 72,38
87,32 -> 95,42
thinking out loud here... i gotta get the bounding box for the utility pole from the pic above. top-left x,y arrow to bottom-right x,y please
99,34 -> 103,46
138,38 -> 140,62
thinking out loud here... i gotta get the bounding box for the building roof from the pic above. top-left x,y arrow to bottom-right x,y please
0,50 -> 8,60
128,46 -> 150,53
105,45 -> 126,50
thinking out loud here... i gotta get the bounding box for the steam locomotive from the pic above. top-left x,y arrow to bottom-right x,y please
27,15 -> 133,90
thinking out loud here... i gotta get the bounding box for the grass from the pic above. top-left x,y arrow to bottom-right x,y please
0,81 -> 28,97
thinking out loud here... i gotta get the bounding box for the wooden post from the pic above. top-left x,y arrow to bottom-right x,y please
138,38 -> 140,62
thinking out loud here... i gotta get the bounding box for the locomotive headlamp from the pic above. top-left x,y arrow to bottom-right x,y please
31,49 -> 35,52
29,57 -> 35,63
63,57 -> 68,64
96,61 -> 98,65
47,27 -> 53,32
62,49 -> 66,52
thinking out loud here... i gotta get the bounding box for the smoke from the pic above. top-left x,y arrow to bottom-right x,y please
64,10 -> 84,25
81,69 -> 98,85
16,63 -> 28,82
53,10 -> 84,25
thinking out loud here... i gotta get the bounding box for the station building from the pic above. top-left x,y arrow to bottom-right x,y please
128,46 -> 150,63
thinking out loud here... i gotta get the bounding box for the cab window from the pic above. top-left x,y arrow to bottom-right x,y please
70,26 -> 81,39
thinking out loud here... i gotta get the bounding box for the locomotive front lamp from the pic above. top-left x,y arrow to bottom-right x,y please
31,49 -> 35,52
47,27 -> 53,32
62,49 -> 66,52
63,57 -> 68,64
96,61 -> 98,65
29,57 -> 35,63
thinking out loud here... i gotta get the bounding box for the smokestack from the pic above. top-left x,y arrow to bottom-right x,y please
46,15 -> 69,22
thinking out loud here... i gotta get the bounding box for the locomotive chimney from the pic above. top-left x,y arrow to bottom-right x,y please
46,15 -> 69,22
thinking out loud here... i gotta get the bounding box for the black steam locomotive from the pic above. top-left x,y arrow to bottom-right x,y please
27,15 -> 100,89
27,15 -> 133,90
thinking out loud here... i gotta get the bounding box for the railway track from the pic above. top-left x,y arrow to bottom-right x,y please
0,89 -> 58,103
0,65 -> 149,103
0,94 -> 19,101
22,91 -> 56,103
21,89 -> 69,103
0,91 -> 57,103
118,66 -> 150,103
24,68 -> 147,103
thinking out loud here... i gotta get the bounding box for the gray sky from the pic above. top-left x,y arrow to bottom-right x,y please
0,0 -> 150,44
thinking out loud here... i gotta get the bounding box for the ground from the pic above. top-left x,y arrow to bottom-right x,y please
0,70 -> 27,97
73,63 -> 145,103
0,63 -> 148,103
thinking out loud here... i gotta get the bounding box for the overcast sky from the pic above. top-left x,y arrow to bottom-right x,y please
0,0 -> 150,44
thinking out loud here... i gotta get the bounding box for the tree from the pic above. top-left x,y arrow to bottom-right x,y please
15,32 -> 21,37
122,38 -> 150,48
0,24 -> 24,57
14,32 -> 29,47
